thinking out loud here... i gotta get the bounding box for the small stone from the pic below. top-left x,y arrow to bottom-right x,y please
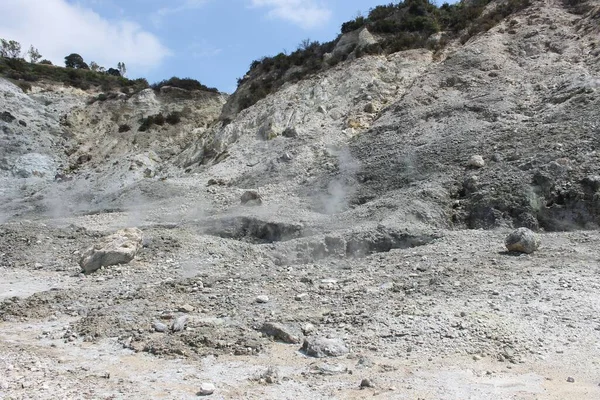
154,322 -> 168,332
505,227 -> 540,254
567,377 -> 575,383
302,323 -> 316,335
260,322 -> 303,344
295,293 -> 309,301
179,304 -> 195,313
360,378 -> 375,388
0,381 -> 8,390
241,190 -> 262,206
171,315 -> 188,332
468,155 -> 485,168
282,127 -> 298,138
310,363 -> 348,375
256,295 -> 269,304
261,366 -> 280,384
364,103 -> 377,113
198,382 -> 215,396
302,336 -> 349,358
279,152 -> 293,162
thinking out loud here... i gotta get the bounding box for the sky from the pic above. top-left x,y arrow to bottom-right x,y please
0,0 -> 453,93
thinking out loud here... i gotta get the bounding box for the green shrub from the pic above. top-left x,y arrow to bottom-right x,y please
118,124 -> 131,133
151,77 -> 218,93
154,113 -> 165,126
138,111 -> 179,131
341,16 -> 367,33
138,115 -> 154,132
166,111 -> 181,124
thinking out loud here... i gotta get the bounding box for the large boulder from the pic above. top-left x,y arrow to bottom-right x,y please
505,227 -> 540,254
79,228 -> 143,273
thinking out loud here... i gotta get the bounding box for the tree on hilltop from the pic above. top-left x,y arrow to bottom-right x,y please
65,53 -> 89,69
0,39 -> 22,59
27,45 -> 42,63
117,62 -> 127,77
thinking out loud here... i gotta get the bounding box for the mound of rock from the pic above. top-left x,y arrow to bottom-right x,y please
79,228 -> 144,273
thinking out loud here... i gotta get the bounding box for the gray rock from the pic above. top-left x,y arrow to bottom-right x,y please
79,228 -> 143,274
505,227 -> 540,254
468,155 -> 485,168
260,322 -> 303,344
282,127 -> 298,138
1,111 -> 16,123
256,295 -> 269,303
360,378 -> 375,388
153,322 -> 168,333
295,293 -> 309,301
241,190 -> 262,205
178,304 -> 195,313
198,382 -> 215,396
310,363 -> 348,375
171,315 -> 188,332
260,366 -> 280,384
301,323 -> 316,335
301,336 -> 349,358
364,102 -> 377,113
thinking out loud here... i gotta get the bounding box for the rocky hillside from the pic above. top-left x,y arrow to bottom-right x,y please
181,0 -> 599,233
0,0 -> 598,231
2,1 -> 600,398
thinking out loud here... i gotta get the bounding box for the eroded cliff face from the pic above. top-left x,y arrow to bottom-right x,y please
0,79 -> 226,219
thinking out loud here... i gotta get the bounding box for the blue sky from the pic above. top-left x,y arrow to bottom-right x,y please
0,0 -> 454,93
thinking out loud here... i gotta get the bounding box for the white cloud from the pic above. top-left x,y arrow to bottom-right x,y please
250,0 -> 332,29
152,0 -> 210,25
0,0 -> 170,75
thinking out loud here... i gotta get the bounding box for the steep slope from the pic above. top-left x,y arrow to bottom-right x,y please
350,0 -> 600,231
175,0 -> 600,234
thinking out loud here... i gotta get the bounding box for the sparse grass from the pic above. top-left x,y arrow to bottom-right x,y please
0,57 -> 149,92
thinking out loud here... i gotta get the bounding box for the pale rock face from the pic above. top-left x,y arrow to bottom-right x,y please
79,228 -> 144,273
12,153 -> 56,179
